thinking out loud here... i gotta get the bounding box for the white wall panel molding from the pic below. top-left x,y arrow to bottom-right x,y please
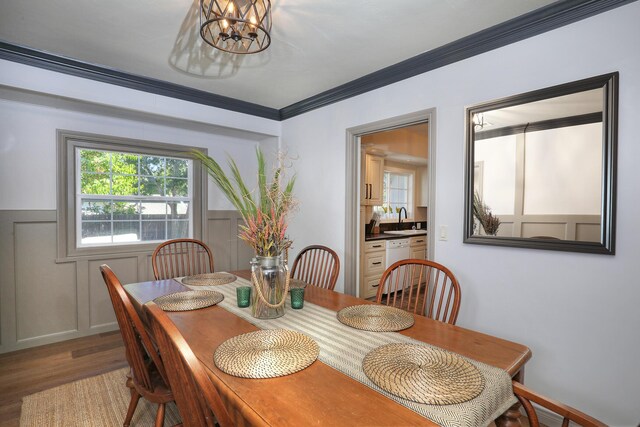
0,209 -> 248,354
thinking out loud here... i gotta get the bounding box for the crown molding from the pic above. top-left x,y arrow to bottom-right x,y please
279,0 -> 636,119
0,41 -> 280,121
0,0 -> 635,122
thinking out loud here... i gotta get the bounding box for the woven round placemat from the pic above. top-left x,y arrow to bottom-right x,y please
337,305 -> 415,332
214,329 -> 319,378
181,272 -> 237,286
363,343 -> 485,405
153,290 -> 224,311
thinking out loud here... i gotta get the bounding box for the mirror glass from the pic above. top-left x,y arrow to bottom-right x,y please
464,73 -> 617,254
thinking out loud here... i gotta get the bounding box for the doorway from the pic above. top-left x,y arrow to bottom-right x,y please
344,109 -> 437,297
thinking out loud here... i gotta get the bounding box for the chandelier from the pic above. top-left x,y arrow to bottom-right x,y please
199,0 -> 272,54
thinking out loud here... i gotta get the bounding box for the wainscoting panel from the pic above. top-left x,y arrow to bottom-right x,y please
493,214 -> 600,241
207,210 -> 255,272
15,221 -> 77,343
88,258 -> 138,330
0,209 -> 246,353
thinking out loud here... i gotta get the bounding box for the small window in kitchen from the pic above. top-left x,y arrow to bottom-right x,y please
381,169 -> 414,219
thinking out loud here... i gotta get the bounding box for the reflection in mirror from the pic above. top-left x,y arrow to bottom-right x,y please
464,73 -> 617,254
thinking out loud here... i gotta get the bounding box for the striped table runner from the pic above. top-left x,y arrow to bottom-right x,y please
184,277 -> 516,427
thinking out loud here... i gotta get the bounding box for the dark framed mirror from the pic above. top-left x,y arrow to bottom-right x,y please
464,73 -> 618,254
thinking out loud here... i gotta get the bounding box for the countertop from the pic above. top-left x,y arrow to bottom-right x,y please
365,231 -> 428,241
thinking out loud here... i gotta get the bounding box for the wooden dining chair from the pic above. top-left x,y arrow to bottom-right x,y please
100,265 -> 174,427
144,302 -> 233,427
376,259 -> 461,325
291,245 -> 340,290
152,238 -> 214,280
512,381 -> 607,427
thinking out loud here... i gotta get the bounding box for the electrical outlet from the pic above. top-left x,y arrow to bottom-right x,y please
439,225 -> 448,241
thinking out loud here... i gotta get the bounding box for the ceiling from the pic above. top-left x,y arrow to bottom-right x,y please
0,0 -> 556,110
362,123 -> 429,165
480,88 -> 604,130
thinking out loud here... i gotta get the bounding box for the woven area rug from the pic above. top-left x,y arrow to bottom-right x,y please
20,368 -> 181,427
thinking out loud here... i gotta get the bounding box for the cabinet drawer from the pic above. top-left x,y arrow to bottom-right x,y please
365,240 -> 385,253
363,275 -> 381,299
410,236 -> 427,247
364,252 -> 385,274
410,247 -> 426,260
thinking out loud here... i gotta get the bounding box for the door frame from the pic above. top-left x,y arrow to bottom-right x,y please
344,108 -> 437,296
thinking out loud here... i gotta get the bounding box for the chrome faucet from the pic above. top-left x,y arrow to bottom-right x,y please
398,207 -> 407,229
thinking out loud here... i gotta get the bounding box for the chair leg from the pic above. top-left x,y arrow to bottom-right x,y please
154,403 -> 166,427
123,389 -> 141,427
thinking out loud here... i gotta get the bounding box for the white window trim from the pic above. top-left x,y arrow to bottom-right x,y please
379,165 -> 416,223
56,130 -> 207,260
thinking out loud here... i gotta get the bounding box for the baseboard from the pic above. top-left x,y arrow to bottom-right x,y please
535,405 -> 564,427
0,324 -> 117,354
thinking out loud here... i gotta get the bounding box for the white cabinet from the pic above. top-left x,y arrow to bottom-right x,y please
415,165 -> 429,207
361,153 -> 384,206
409,235 -> 427,260
360,240 -> 386,299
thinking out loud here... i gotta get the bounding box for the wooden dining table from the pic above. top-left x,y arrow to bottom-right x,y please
124,271 -> 531,427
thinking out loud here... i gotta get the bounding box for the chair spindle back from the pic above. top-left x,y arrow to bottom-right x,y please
152,238 -> 214,280
377,259 -> 461,325
512,381 -> 607,427
100,264 -> 172,427
291,245 -> 340,290
145,302 -> 233,427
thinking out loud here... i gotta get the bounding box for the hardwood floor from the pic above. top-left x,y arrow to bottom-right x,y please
0,331 -> 127,427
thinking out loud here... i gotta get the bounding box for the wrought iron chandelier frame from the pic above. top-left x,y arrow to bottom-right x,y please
199,0 -> 272,54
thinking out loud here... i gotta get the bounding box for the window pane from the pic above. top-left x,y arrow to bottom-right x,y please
74,144 -> 194,249
113,202 -> 139,221
165,178 -> 188,197
81,221 -> 112,244
81,173 -> 110,195
81,200 -> 111,221
168,221 -> 189,239
140,176 -> 164,196
113,221 -> 140,243
168,202 -> 189,220
383,170 -> 412,218
142,221 -> 166,241
80,150 -> 110,173
112,153 -> 138,175
112,174 -> 139,196
166,158 -> 188,178
140,156 -> 165,176
141,201 -> 167,220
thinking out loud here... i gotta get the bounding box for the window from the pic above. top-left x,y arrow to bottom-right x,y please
58,131 -> 205,258
77,149 -> 192,247
380,169 -> 414,219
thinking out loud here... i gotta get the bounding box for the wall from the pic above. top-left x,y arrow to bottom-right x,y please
0,69 -> 279,353
475,125 -> 602,240
281,3 -> 640,425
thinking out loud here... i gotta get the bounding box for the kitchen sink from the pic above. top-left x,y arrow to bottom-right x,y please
385,229 -> 427,236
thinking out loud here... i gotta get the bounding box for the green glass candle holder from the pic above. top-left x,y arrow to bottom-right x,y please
290,287 -> 305,309
236,286 -> 252,308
